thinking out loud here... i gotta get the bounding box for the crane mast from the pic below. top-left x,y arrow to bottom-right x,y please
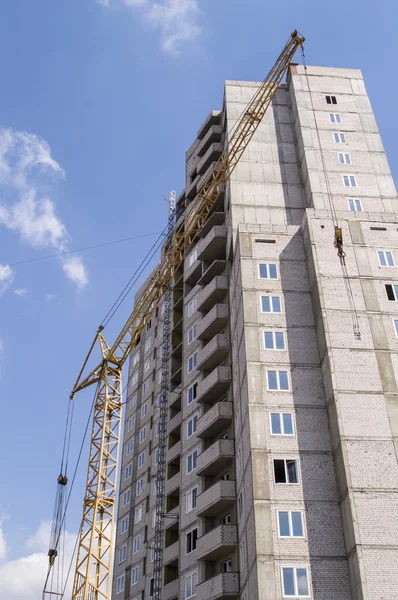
50,30 -> 305,600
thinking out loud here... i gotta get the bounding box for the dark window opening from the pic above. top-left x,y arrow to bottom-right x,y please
326,95 -> 337,104
385,284 -> 397,301
190,169 -> 197,184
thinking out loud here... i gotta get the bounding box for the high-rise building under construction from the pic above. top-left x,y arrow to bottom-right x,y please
112,65 -> 398,600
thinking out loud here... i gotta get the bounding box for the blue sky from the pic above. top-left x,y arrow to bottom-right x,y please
0,0 -> 397,596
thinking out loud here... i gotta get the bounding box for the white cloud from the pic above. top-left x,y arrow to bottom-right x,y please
0,520 -> 76,600
45,293 -> 56,302
0,129 -> 87,289
13,288 -> 27,297
0,264 -> 14,296
101,0 -> 201,53
61,256 -> 88,289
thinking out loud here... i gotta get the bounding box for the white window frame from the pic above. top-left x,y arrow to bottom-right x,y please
186,486 -> 198,513
185,527 -> 198,554
270,412 -> 295,436
221,559 -> 233,573
329,113 -> 341,123
333,132 -> 346,143
134,505 -> 142,524
131,566 -> 139,586
347,198 -> 362,212
266,370 -> 290,391
136,478 -> 144,495
187,297 -> 197,317
120,516 -> 129,534
187,351 -> 198,373
273,458 -> 300,485
187,381 -> 198,405
187,412 -> 199,438
263,330 -> 286,350
137,451 -> 145,469
260,295 -> 282,314
188,323 -> 198,344
123,489 -> 131,506
131,373 -> 138,386
119,545 -> 127,564
187,449 -> 199,474
116,574 -> 125,594
342,174 -> 357,187
258,262 -> 278,280
185,570 -> 198,599
129,393 -> 137,408
132,353 -> 140,366
128,416 -> 135,432
125,464 -> 132,480
144,338 -> 151,352
143,381 -> 149,394
141,402 -> 148,418
281,566 -> 310,597
338,152 -> 351,165
126,439 -> 134,456
378,250 -> 395,267
187,247 -> 198,267
144,360 -> 150,373
393,319 -> 398,337
277,510 -> 305,538
139,426 -> 146,443
133,534 -> 140,554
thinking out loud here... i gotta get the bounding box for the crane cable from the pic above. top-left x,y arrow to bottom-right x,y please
301,48 -> 361,339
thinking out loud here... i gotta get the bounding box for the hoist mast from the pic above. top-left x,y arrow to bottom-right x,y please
53,30 -> 305,600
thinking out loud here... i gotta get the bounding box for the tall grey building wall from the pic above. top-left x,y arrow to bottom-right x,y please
112,65 -> 398,600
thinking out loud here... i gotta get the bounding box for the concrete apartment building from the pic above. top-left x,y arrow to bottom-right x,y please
112,64 -> 398,600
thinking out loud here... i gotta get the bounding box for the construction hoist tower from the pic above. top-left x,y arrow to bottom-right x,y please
43,30 -> 305,600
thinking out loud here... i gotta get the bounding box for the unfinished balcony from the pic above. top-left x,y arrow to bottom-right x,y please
164,503 -> 179,533
167,410 -> 182,435
197,304 -> 229,341
163,577 -> 179,600
197,276 -> 228,314
196,479 -> 236,517
197,143 -> 222,176
197,401 -> 233,439
197,226 -> 227,262
184,253 -> 202,286
196,124 -> 222,158
197,366 -> 231,404
199,260 -> 227,286
167,440 -> 181,464
196,573 -> 240,600
197,439 -> 235,477
197,334 -> 230,372
199,211 -> 226,239
163,539 -> 179,565
196,524 -> 238,561
165,470 -> 180,496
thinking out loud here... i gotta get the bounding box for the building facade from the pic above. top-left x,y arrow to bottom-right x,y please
112,65 -> 398,600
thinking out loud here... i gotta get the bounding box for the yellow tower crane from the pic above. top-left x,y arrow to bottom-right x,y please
45,29 -> 305,600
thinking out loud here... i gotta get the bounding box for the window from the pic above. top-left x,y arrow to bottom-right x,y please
261,295 -> 282,313
139,427 -> 146,443
123,490 -> 131,506
128,416 -> 135,432
156,393 -> 162,408
220,471 -> 229,480
267,370 -> 289,391
278,511 -> 304,538
156,421 -> 162,436
136,478 -> 144,495
220,514 -> 231,525
187,382 -> 198,404
348,198 -> 362,212
143,381 -> 149,394
186,528 -> 198,553
238,492 -> 244,520
149,578 -> 154,597
378,251 -> 395,267
281,567 -> 310,597
325,95 -> 337,104
187,248 -> 198,267
187,297 -> 197,317
141,402 -> 148,417
270,413 -> 294,435
235,406 -> 240,430
144,360 -> 150,373
134,505 -> 142,524
144,338 -> 151,352
338,152 -> 351,164
132,353 -> 140,366
394,320 -> 398,336
273,459 -> 299,484
237,449 -> 242,474
329,113 -> 341,123
126,439 -> 134,455
120,516 -> 129,534
221,559 -> 232,573
155,448 -> 160,464
186,487 -> 198,513
125,464 -> 132,480
187,413 -> 198,438
264,331 -> 285,350
187,449 -> 198,473
333,132 -> 346,143
240,540 -> 246,570
116,574 -> 125,594
258,263 -> 278,279
343,174 -> 357,187
188,352 -> 198,373
138,451 -> 145,469
133,535 -> 140,554
119,545 -> 127,563
131,373 -> 138,386
185,571 -> 198,599
146,319 -> 152,331
129,393 -> 137,408
188,324 -> 198,344
385,284 -> 398,301
131,566 -> 139,585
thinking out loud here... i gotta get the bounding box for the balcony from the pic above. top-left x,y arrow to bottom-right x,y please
197,226 -> 227,262
167,440 -> 181,464
163,540 -> 179,565
165,471 -> 180,495
169,387 -> 181,410
199,260 -> 227,286
197,334 -> 230,372
197,142 -> 222,176
163,578 -> 179,600
197,573 -> 240,600
197,304 -> 229,341
197,439 -> 235,476
197,401 -> 233,439
197,110 -> 221,140
167,411 -> 182,435
197,277 -> 228,313
164,504 -> 179,532
197,366 -> 231,404
185,255 -> 202,286
199,211 -> 225,239
196,524 -> 238,561
197,124 -> 222,158
196,479 -> 236,517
